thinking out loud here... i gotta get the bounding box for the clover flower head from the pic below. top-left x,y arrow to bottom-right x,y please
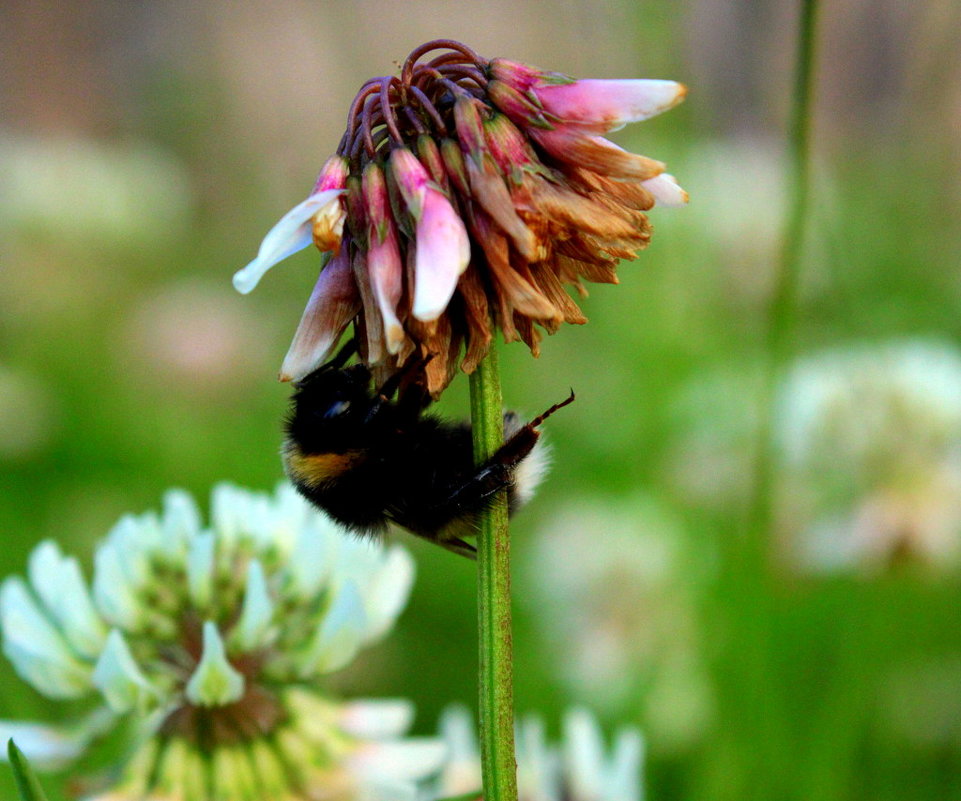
436,705 -> 645,801
524,496 -> 713,750
234,39 -> 687,396
778,340 -> 961,571
0,483 -> 443,800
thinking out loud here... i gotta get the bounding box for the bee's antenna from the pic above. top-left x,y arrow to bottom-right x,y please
529,389 -> 576,429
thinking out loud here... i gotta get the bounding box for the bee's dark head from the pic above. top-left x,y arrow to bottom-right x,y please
286,362 -> 376,454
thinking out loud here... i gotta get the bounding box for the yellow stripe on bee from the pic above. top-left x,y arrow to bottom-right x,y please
285,448 -> 365,487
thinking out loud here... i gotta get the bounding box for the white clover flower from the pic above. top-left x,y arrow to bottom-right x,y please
777,340 -> 961,572
435,705 -> 645,801
0,483 -> 443,801
522,495 -> 714,752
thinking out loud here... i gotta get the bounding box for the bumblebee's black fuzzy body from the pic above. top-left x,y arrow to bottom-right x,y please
282,353 -> 572,558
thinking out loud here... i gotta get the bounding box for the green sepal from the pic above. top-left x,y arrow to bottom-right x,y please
536,70 -> 576,86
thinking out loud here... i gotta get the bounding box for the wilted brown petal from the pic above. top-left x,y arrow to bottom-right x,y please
529,262 -> 588,325
456,267 -> 493,374
531,128 -> 665,181
564,167 -> 656,211
523,179 -> 647,241
466,153 -> 541,261
466,207 -> 557,321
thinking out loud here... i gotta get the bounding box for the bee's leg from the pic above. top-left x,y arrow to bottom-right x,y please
439,536 -> 478,560
328,337 -> 359,369
365,353 -> 436,424
376,352 -> 436,400
527,389 -> 576,429
443,390 -> 577,512
483,388 -> 576,472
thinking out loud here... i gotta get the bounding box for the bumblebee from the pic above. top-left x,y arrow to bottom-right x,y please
282,344 -> 574,558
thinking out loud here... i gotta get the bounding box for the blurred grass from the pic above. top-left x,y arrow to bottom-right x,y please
2,1 -> 961,799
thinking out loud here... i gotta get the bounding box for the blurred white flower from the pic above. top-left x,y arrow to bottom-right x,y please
435,705 -> 644,801
522,495 -> 713,752
650,138 -> 835,308
0,483 -> 442,801
0,132 -> 192,246
122,279 -> 270,392
777,340 -> 961,572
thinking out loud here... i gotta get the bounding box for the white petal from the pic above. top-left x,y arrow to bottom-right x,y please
642,173 -> 689,207
284,522 -> 332,599
606,728 -> 645,801
185,621 -> 245,706
299,580 -> 367,675
160,489 -> 202,553
210,483 -> 249,545
27,541 -> 106,659
360,546 -> 415,643
357,777 -> 418,801
92,629 -> 158,713
340,699 -> 414,740
232,190 -> 343,294
437,705 -> 483,796
517,714 -> 558,801
107,514 -> 162,573
0,721 -> 86,769
0,577 -> 91,698
92,538 -> 140,629
563,708 -> 605,800
187,533 -> 216,610
439,704 -> 479,763
229,559 -> 274,652
350,738 -> 447,781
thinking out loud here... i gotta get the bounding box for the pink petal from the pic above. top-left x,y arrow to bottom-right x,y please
412,190 -> 470,321
389,148 -> 429,218
367,230 -> 405,354
642,173 -> 689,206
311,155 -> 348,194
537,79 -> 686,132
280,249 -> 360,382
363,162 -> 406,354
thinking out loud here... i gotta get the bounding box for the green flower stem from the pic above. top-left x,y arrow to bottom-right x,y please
469,345 -> 518,801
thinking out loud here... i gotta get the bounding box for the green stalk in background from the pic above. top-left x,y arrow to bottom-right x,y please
469,346 -> 518,801
753,0 -> 822,538
727,2 -> 822,796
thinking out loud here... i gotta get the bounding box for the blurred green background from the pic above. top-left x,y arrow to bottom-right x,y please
2,1 -> 961,799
